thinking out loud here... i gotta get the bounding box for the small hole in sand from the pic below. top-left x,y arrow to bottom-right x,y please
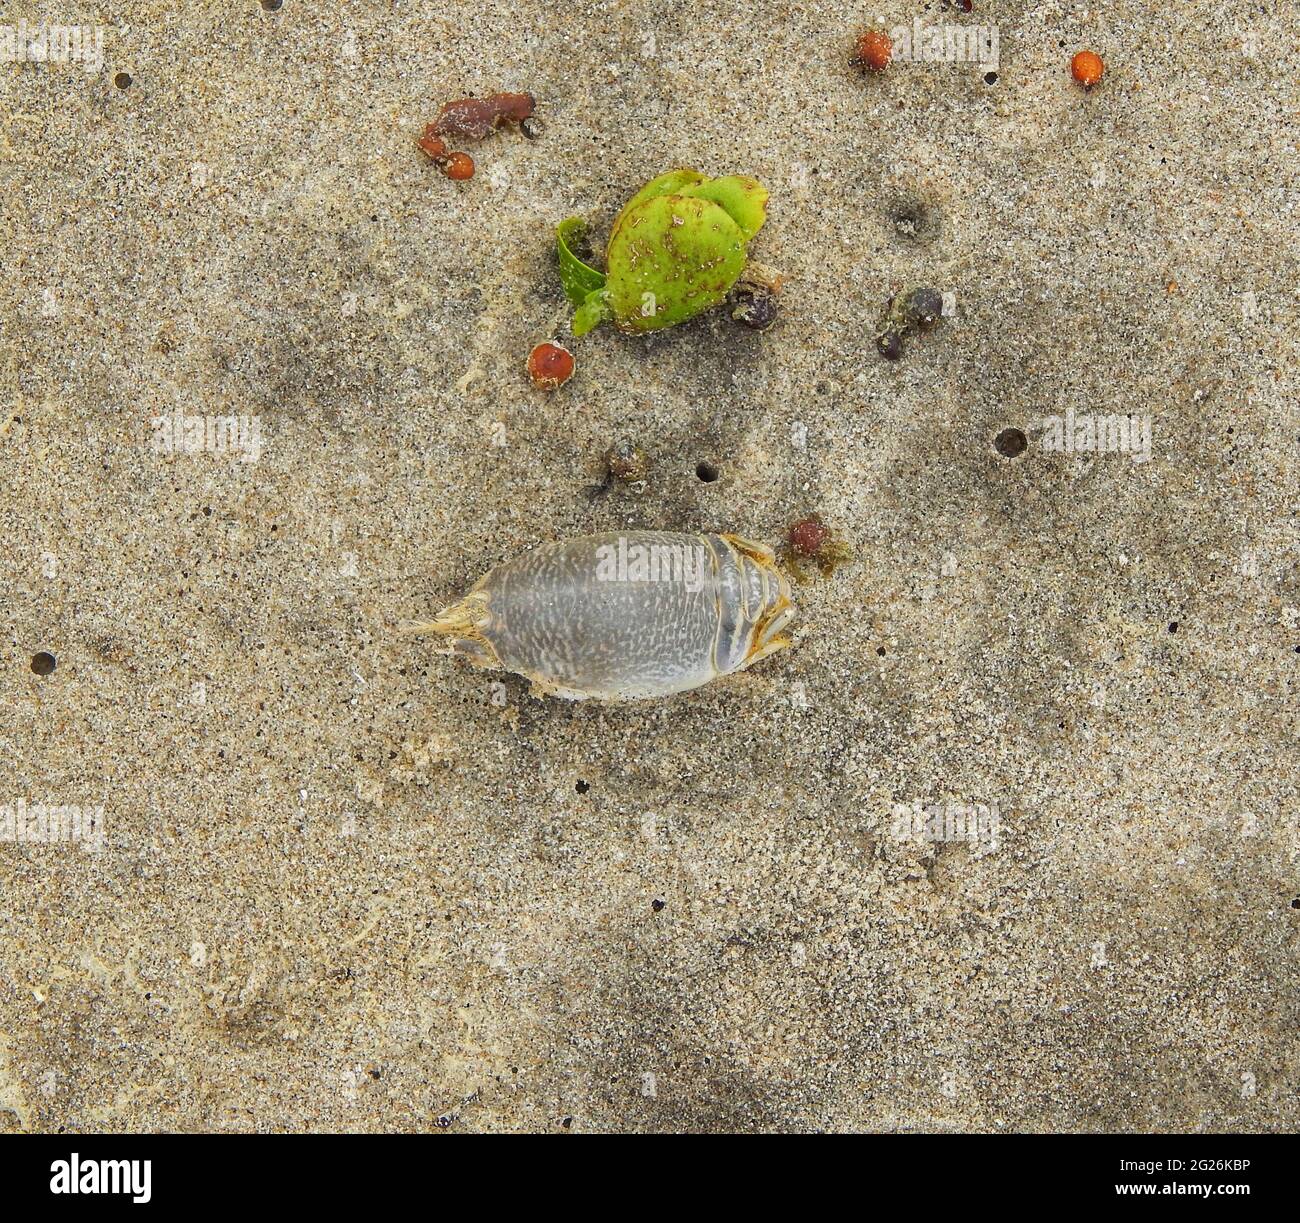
994,428 -> 1027,458
575,779 -> 590,794
885,191 -> 942,246
695,461 -> 720,483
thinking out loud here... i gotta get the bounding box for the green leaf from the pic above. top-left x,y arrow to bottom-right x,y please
556,217 -> 606,307
572,289 -> 613,336
677,175 -> 768,242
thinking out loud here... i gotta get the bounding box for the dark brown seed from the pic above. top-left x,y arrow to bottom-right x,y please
730,286 -> 779,331
903,287 -> 943,329
605,441 -> 649,483
878,331 -> 903,360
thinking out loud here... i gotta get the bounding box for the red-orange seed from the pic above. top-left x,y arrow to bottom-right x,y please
440,151 -> 475,181
789,516 -> 830,557
1071,50 -> 1104,88
853,30 -> 892,72
526,342 -> 574,390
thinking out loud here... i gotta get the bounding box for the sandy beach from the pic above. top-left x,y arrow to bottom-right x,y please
1,1 -> 1297,1132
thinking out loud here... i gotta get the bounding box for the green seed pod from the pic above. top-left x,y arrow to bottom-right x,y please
556,169 -> 769,336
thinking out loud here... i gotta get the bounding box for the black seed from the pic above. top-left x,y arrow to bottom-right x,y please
31,652 -> 57,676
114,72 -> 132,89
994,428 -> 1028,458
651,899 -> 666,912
877,331 -> 903,360
575,779 -> 590,794
903,286 -> 943,329
729,286 -> 779,331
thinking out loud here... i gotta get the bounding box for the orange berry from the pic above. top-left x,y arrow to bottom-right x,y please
440,151 -> 474,180
1071,50 -> 1104,88
526,342 -> 574,390
852,30 -> 892,72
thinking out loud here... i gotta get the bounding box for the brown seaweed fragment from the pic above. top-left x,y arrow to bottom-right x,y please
431,92 -> 535,140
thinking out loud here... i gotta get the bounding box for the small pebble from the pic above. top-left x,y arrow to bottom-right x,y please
903,287 -> 943,329
877,331 -> 903,360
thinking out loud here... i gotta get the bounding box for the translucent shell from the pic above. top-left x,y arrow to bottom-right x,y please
404,532 -> 795,701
